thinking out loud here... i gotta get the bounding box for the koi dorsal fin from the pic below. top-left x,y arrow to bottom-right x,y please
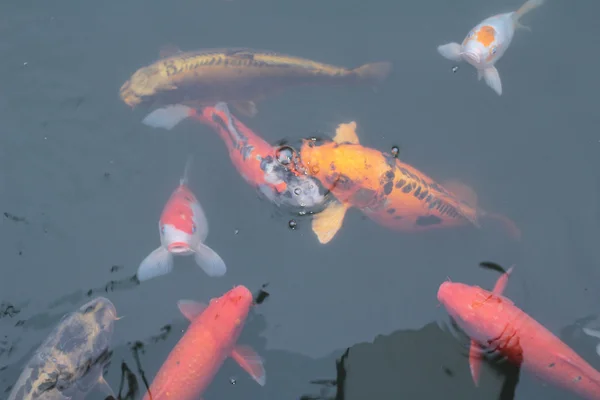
159,44 -> 183,59
333,121 -> 360,145
180,155 -> 194,186
492,266 -> 514,296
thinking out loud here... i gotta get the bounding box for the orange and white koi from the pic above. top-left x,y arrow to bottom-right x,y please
141,102 -> 326,211
437,0 -> 545,95
136,157 -> 226,282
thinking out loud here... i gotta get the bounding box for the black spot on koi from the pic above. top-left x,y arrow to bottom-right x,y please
416,215 -> 443,226
326,172 -> 354,191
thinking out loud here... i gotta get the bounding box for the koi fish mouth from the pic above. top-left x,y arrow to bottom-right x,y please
461,51 -> 480,65
119,80 -> 141,108
168,242 -> 191,254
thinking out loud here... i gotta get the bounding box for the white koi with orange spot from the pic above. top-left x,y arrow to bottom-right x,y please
437,0 -> 545,96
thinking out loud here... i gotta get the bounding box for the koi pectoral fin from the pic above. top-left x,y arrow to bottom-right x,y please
137,246 -> 174,282
311,201 -> 349,244
437,43 -> 462,63
96,375 -> 116,398
582,328 -> 600,357
469,340 -> 484,386
142,104 -> 194,130
483,66 -> 502,96
177,299 -> 207,321
193,242 -> 227,277
231,100 -> 258,117
231,344 -> 266,386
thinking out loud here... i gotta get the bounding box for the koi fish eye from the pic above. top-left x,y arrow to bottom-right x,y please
192,224 -> 197,233
276,146 -> 295,166
160,225 -> 165,235
491,46 -> 498,55
83,305 -> 95,314
467,31 -> 475,39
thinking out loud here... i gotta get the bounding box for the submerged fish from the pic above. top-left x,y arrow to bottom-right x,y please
294,121 -> 520,244
119,47 -> 392,116
438,268 -> 600,399
437,0 -> 545,95
141,102 -> 327,211
136,156 -> 226,282
143,285 -> 265,400
8,297 -> 118,400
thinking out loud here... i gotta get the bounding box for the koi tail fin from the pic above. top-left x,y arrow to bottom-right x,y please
481,211 -> 522,240
512,0 -> 545,30
142,104 -> 195,130
353,62 -> 393,85
180,155 -> 193,186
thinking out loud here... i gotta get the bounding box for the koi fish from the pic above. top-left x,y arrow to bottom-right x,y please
119,46 -> 392,117
8,297 -> 118,400
143,285 -> 265,400
136,156 -> 226,282
437,0 -> 545,95
438,268 -> 600,400
295,121 -> 520,244
141,102 -> 327,211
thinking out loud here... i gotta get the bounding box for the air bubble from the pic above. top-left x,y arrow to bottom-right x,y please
294,187 -> 302,196
288,220 -> 297,230
391,146 -> 400,158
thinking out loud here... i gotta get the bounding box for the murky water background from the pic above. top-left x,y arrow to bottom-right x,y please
1,0 -> 599,398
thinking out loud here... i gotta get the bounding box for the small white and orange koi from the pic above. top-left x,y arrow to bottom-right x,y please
437,0 -> 545,96
136,156 -> 226,282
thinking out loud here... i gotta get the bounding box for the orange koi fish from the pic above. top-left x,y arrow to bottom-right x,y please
438,268 -> 600,399
294,121 -> 520,244
136,156 -> 226,282
141,102 -> 327,211
143,285 -> 265,400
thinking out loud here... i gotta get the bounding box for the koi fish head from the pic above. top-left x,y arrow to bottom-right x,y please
77,297 -> 118,343
208,286 -> 253,335
438,282 -> 505,343
297,139 -> 343,185
120,65 -> 165,107
461,25 -> 500,67
79,297 -> 117,321
159,187 -> 202,255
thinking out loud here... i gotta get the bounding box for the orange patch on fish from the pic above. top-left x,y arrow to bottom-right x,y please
476,26 -> 496,47
162,187 -> 196,234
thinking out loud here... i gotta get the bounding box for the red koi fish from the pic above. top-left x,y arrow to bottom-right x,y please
136,156 -> 226,282
143,285 -> 266,400
438,268 -> 600,399
141,102 -> 326,210
294,121 -> 520,244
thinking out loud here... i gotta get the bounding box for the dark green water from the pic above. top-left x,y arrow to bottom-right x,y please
1,0 -> 599,399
